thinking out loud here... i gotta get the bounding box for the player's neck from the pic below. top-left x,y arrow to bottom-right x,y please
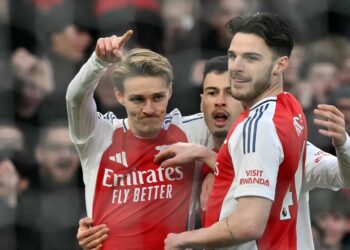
244,82 -> 283,109
213,136 -> 225,149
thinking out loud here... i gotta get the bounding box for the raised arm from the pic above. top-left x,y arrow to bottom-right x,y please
66,31 -> 133,143
304,104 -> 350,191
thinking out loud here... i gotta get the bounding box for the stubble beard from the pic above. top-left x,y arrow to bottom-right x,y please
231,66 -> 274,104
140,122 -> 162,138
213,130 -> 228,139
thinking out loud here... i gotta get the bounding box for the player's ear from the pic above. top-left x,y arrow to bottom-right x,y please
114,87 -> 124,105
273,56 -> 288,76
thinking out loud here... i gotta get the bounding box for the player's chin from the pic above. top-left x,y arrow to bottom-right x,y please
213,129 -> 229,138
140,124 -> 162,138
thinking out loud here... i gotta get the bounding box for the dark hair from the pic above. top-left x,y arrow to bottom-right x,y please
226,12 -> 294,57
202,56 -> 228,82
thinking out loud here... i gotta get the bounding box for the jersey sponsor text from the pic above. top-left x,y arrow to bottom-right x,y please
102,166 -> 183,203
239,170 -> 270,186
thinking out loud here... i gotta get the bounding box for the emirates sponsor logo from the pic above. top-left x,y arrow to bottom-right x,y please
102,166 -> 184,187
103,144 -> 187,204
102,166 -> 184,204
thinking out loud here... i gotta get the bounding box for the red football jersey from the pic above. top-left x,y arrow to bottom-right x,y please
205,93 -> 307,250
93,125 -> 195,249
67,53 -> 213,250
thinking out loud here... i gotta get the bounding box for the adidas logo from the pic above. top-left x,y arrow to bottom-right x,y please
109,152 -> 128,168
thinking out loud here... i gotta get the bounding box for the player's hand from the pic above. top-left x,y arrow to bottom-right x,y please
164,233 -> 183,250
200,173 -> 214,212
314,104 -> 347,147
95,30 -> 133,63
154,142 -> 200,167
76,217 -> 109,250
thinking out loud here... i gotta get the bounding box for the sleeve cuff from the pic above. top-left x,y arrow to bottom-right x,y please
336,133 -> 350,155
91,52 -> 115,68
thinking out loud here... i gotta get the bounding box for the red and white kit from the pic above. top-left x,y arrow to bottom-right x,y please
206,94 -> 308,250
205,94 -> 350,250
66,53 -> 213,250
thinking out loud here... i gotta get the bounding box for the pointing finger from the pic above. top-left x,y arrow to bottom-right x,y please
119,30 -> 133,49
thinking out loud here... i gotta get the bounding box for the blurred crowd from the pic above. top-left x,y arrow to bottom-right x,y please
0,0 -> 349,249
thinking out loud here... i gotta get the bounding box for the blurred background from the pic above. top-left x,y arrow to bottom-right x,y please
0,0 -> 349,249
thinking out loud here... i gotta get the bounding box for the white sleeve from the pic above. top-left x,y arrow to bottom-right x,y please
233,119 -> 283,201
303,134 -> 350,191
335,134 -> 350,187
182,113 -> 213,147
66,52 -> 113,144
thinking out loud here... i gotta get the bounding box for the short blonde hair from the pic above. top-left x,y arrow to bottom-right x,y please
112,48 -> 173,93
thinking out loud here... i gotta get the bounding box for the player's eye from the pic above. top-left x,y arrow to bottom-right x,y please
207,91 -> 216,96
153,94 -> 165,102
130,97 -> 144,104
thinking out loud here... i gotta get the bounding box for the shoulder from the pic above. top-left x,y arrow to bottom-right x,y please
181,112 -> 207,132
276,92 -> 304,116
182,112 -> 204,124
98,111 -> 126,130
243,99 -> 277,132
163,109 -> 183,129
164,109 -> 206,129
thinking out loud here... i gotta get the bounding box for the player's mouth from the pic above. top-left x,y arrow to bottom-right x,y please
232,77 -> 249,83
230,75 -> 250,87
140,116 -> 161,123
213,110 -> 230,127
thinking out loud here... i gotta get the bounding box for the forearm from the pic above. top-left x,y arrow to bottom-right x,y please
66,52 -> 110,105
66,52 -> 112,141
170,197 -> 271,249
176,216 -> 252,249
335,133 -> 350,187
